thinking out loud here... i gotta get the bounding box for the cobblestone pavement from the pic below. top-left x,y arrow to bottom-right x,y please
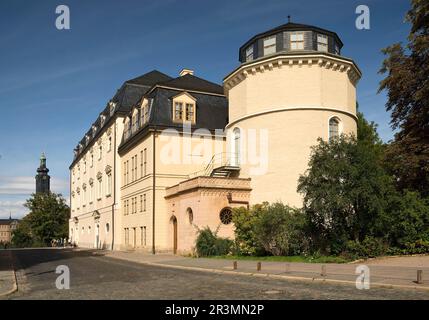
5,249 -> 429,300
0,250 -> 15,296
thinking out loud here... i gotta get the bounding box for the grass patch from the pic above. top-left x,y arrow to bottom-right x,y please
206,255 -> 350,264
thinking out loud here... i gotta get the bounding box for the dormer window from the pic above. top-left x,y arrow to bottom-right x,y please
263,36 -> 276,56
317,34 -> 328,52
100,115 -> 106,127
290,32 -> 304,50
245,45 -> 254,62
335,43 -> 340,55
172,92 -> 196,123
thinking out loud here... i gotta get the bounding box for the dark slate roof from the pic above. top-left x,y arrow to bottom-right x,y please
157,74 -> 224,95
71,70 -> 173,167
239,22 -> 343,53
0,219 -> 19,225
126,70 -> 172,86
118,85 -> 228,153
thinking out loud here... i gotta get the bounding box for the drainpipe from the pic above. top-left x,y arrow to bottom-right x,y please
111,120 -> 116,251
152,128 -> 156,254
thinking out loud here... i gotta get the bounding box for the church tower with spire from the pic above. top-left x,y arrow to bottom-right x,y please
35,153 -> 50,194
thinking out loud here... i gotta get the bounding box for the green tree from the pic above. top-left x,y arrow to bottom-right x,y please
379,0 -> 429,196
13,192 -> 70,247
297,113 -> 395,253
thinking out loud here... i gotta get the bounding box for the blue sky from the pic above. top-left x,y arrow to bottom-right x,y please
0,0 -> 411,218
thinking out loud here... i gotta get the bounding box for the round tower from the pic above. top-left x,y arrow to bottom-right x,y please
224,22 -> 361,207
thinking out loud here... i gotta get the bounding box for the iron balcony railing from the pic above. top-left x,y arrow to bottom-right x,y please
188,152 -> 240,179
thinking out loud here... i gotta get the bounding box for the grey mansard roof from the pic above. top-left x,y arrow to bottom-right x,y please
71,70 -> 173,168
118,75 -> 228,154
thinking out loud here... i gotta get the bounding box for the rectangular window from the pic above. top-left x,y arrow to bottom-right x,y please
106,173 -> 112,196
134,154 -> 138,180
123,162 -> 127,186
141,226 -> 146,246
290,33 -> 304,50
143,148 -> 147,177
140,195 -> 143,212
97,179 -> 102,200
108,137 -> 112,152
126,160 -> 129,184
89,184 -> 93,203
131,156 -> 134,182
317,34 -> 328,52
335,43 -> 340,55
263,36 -> 276,55
91,154 -> 94,167
174,102 -> 183,121
245,45 -> 253,62
143,194 -> 146,212
185,103 -> 194,122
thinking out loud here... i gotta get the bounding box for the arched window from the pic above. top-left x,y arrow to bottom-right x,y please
187,208 -> 193,224
232,128 -> 241,166
329,117 -> 340,140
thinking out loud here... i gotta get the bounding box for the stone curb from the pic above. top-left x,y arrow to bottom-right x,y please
104,254 -> 429,292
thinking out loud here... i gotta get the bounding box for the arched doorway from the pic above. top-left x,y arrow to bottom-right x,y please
171,216 -> 178,254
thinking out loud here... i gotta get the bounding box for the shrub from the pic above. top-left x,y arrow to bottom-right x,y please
195,227 -> 233,257
344,236 -> 387,259
233,202 -> 309,257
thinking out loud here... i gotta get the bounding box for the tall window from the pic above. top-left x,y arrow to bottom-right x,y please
108,137 -> 112,152
126,160 -> 129,184
290,32 -> 304,50
142,149 -> 147,177
329,117 -> 340,140
134,154 -> 138,180
123,162 -> 127,186
143,194 -> 146,212
97,177 -> 102,200
140,195 -> 143,212
91,154 -> 94,167
174,102 -> 183,121
131,156 -> 135,182
141,226 -> 146,246
89,181 -> 94,203
185,103 -> 195,122
263,36 -> 276,55
233,128 -> 241,166
317,34 -> 328,52
98,145 -> 102,160
106,172 -> 112,196
245,45 -> 253,62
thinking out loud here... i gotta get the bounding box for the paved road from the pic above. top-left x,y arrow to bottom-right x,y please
5,249 -> 429,300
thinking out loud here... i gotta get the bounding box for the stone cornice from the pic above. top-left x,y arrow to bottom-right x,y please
224,53 -> 362,93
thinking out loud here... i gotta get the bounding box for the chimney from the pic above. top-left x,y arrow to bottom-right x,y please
179,69 -> 194,77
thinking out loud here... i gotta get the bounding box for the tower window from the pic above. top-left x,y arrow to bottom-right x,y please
329,117 -> 340,140
317,34 -> 328,52
290,33 -> 304,50
245,45 -> 254,62
263,36 -> 276,56
220,208 -> 233,225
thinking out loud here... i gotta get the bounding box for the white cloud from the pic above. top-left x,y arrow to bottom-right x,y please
0,176 -> 68,195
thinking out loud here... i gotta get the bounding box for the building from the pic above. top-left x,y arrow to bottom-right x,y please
69,22 -> 361,254
36,153 -> 50,194
0,214 -> 19,244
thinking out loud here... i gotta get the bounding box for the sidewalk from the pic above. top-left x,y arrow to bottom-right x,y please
0,250 -> 17,297
104,251 -> 429,291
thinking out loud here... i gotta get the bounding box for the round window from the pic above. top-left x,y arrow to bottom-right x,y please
220,208 -> 233,225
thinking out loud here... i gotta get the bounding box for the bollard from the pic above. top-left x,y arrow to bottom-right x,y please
257,262 -> 261,271
321,265 -> 327,277
233,261 -> 237,270
285,263 -> 290,274
417,270 -> 423,284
